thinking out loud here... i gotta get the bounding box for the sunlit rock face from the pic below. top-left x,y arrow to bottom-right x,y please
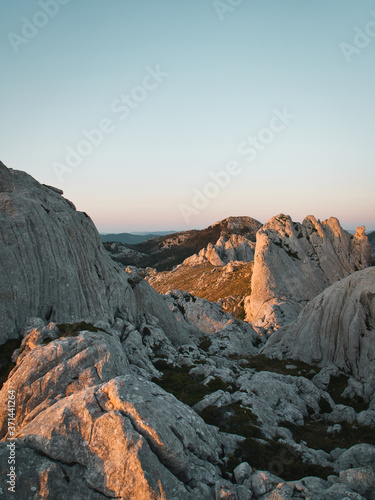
245,214 -> 371,332
262,267 -> 375,381
0,323 -> 132,439
183,216 -> 262,267
0,162 -> 190,346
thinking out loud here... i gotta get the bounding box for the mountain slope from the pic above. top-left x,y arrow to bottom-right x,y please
147,261 -> 254,319
100,231 -> 173,245
123,216 -> 262,271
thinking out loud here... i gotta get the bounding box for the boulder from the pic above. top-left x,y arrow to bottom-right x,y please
262,268 -> 375,379
165,290 -> 259,356
15,375 -> 223,498
334,444 -> 375,472
339,466 -> 375,499
0,323 -> 132,439
250,470 -> 284,497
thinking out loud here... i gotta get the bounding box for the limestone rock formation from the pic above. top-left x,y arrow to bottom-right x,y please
0,321 -> 132,439
262,267 -> 375,380
0,162 -> 190,346
183,216 -> 261,267
245,214 -> 371,331
165,289 -> 260,356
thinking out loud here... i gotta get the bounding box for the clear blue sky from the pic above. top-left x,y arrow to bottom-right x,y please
1,0 -> 374,232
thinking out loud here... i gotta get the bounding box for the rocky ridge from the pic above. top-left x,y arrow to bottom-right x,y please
245,214 -> 370,332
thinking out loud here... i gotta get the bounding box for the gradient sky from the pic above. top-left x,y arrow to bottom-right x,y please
1,0 -> 374,232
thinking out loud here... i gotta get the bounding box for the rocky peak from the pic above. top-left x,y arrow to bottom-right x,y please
182,216 -> 262,268
211,215 -> 263,239
245,214 -> 371,332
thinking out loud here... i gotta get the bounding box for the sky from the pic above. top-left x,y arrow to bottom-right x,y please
1,0 -> 374,233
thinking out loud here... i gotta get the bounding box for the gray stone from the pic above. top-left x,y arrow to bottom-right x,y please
182,217 -> 261,267
314,482 -> 366,499
215,479 -> 238,499
334,444 -> 375,472
236,484 -> 253,499
234,462 -> 253,485
357,409 -> 375,427
330,448 -> 346,461
262,268 -> 375,379
267,483 -> 295,499
339,466 -> 375,499
15,375 -> 224,498
250,470 -> 284,497
165,290 -> 259,357
0,443 -> 105,499
327,405 -> 356,424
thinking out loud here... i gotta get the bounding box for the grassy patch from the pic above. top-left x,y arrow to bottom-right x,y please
56,322 -> 110,338
148,261 -> 254,320
199,402 -> 261,438
196,396 -> 335,481
318,397 -> 333,414
280,419 -> 375,453
152,363 -> 228,407
237,437 -> 334,481
233,354 -> 319,379
198,336 -> 212,352
0,338 -> 21,389
326,374 -> 368,412
152,361 -> 232,407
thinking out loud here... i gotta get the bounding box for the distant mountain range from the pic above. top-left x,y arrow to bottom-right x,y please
100,231 -> 176,245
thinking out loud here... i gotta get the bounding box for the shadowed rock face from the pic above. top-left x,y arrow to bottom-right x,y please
262,267 -> 375,379
245,214 -> 371,331
0,162 -> 189,345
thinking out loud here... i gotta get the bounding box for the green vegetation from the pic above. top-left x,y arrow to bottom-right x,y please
318,397 -> 333,414
56,322 -> 110,338
198,336 -> 212,352
199,402 -> 261,437
152,361 -> 230,407
237,437 -> 334,481
0,338 -> 21,389
41,322 -> 111,346
231,354 -> 319,380
197,399 -> 335,481
280,419 -> 375,454
326,374 -> 368,412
